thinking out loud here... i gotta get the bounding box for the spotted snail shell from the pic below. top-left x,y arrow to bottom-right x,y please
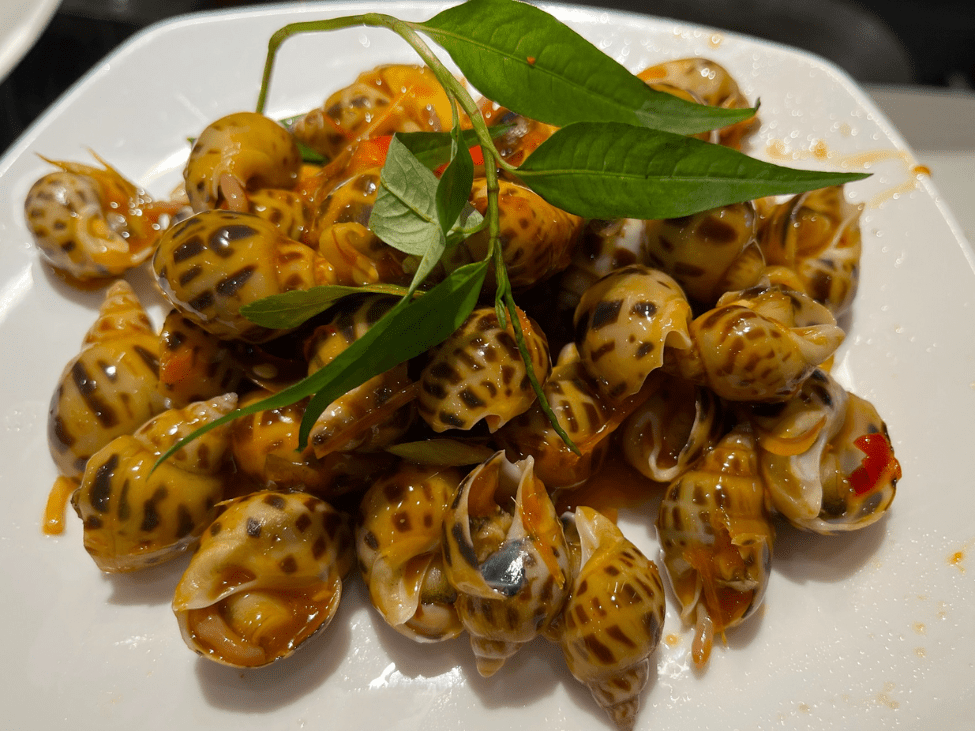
157,309 -> 245,409
494,344 -> 620,490
304,294 -> 416,457
444,178 -> 583,290
557,507 -> 666,731
618,371 -> 725,483
356,462 -> 465,642
758,185 -> 863,317
574,264 -> 693,402
246,188 -> 308,241
656,427 -> 773,668
24,155 -> 174,281
640,202 -> 766,307
71,394 -> 237,573
441,452 -> 570,676
153,209 -> 329,343
670,281 -> 845,402
750,369 -> 899,534
479,102 -> 558,168
291,65 -> 453,161
48,280 -> 166,482
418,306 -> 551,433
183,112 -> 301,214
637,58 -> 757,149
173,490 -> 354,667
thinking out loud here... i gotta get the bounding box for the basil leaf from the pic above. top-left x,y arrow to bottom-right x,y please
419,0 -> 753,135
153,260 -> 488,471
386,439 -> 496,466
240,283 -> 409,329
298,259 -> 488,446
514,122 -> 870,219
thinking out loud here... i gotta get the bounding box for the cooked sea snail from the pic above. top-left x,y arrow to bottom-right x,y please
758,185 -> 863,317
291,64 -> 453,162
183,111 -> 302,213
556,507 -> 666,731
574,264 -> 693,402
356,462 -> 465,642
640,202 -> 765,307
157,309 -> 245,408
418,305 -> 551,433
750,369 -> 899,534
24,154 -> 178,281
618,370 -> 725,483
153,209 -> 329,343
669,281 -> 845,402
304,294 -> 417,457
173,490 -> 354,667
441,452 -> 570,676
656,427 -> 774,667
71,394 -> 237,572
48,280 -> 167,484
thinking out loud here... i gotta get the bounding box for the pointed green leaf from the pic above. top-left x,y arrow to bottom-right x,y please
514,122 -> 870,219
240,283 -> 409,329
386,439 -> 496,466
154,260 -> 488,471
436,125 -> 475,238
418,0 -> 754,135
396,125 -> 510,169
299,259 -> 488,446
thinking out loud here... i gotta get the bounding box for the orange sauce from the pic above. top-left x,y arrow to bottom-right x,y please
554,456 -> 662,522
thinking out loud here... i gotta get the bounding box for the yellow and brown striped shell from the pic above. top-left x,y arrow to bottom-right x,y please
574,264 -> 693,402
640,202 -> 766,306
493,344 -> 620,490
618,371 -> 725,483
479,101 -> 559,168
442,453 -> 570,676
183,112 -> 301,213
246,188 -> 308,241
24,155 -> 175,281
356,462 -> 465,642
758,185 -> 863,317
71,393 -> 237,573
291,65 -> 453,161
157,309 -> 245,408
656,427 -> 773,668
750,369 -> 899,534
153,209 -> 329,343
418,306 -> 551,433
443,178 -> 583,290
304,294 -> 417,457
556,507 -> 666,731
172,490 -> 354,667
48,280 -> 166,482
637,58 -> 757,149
670,281 -> 845,402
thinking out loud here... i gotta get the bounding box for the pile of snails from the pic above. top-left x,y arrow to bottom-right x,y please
29,58 -> 899,731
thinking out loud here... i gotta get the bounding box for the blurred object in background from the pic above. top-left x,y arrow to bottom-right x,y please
1,0 -> 973,155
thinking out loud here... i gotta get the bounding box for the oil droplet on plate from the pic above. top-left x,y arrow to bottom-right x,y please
664,633 -> 680,647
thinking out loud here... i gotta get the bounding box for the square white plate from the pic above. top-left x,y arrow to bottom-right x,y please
1,2 -> 973,730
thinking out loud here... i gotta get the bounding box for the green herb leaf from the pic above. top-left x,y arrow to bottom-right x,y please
436,125 -> 475,238
514,122 -> 870,219
386,438 -> 496,466
240,283 -> 409,330
418,0 -> 754,135
153,260 -> 488,472
397,125 -> 509,169
298,259 -> 488,446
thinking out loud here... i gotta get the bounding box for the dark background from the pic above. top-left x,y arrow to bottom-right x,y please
1,0 -> 973,156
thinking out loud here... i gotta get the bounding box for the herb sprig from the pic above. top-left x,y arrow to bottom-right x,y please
154,0 -> 868,470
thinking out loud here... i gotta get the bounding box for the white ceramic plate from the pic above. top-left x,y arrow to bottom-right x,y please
2,3 -> 974,730
0,0 -> 61,83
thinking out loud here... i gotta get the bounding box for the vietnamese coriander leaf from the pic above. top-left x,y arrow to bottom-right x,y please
436,124 -> 475,239
417,0 -> 754,135
154,260 -> 488,471
514,122 -> 870,220
240,282 -> 409,330
396,125 -> 509,169
385,439 -> 496,466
